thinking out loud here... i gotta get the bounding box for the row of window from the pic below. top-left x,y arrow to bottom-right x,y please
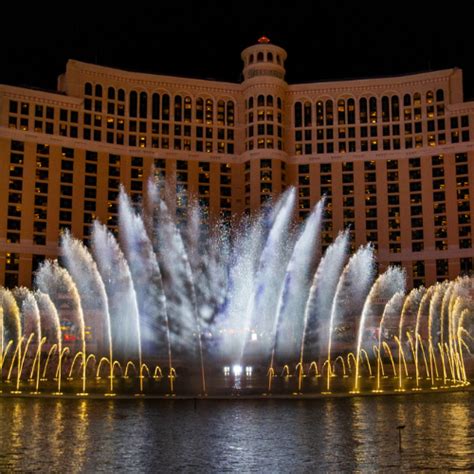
84,84 -> 235,125
245,50 -> 283,65
294,91 -> 446,128
295,155 -> 471,252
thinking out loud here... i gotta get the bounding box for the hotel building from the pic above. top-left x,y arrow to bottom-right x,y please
0,37 -> 473,288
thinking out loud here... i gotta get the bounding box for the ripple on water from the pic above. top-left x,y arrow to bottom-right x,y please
0,393 -> 473,472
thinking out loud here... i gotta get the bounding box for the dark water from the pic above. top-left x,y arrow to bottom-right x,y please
0,392 -> 473,472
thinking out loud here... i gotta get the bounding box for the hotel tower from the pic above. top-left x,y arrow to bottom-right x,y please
0,37 -> 473,288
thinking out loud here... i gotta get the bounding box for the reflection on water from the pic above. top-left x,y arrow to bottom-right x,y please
0,393 -> 473,472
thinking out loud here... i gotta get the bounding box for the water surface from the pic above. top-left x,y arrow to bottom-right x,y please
0,392 -> 473,472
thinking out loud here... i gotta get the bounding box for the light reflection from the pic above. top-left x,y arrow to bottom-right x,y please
0,395 -> 473,471
232,365 -> 242,377
71,399 -> 90,472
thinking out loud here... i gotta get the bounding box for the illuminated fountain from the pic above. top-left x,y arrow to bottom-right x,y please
0,177 -> 473,398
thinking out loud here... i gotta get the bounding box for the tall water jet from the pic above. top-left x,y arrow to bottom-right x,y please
354,266 -> 406,392
61,231 -> 114,395
148,183 -> 206,393
244,187 -> 296,361
34,291 -> 63,393
148,182 -> 201,355
302,231 -> 350,362
440,281 -> 455,351
397,287 -> 425,390
12,287 -> 41,344
428,282 -> 448,384
0,288 -> 22,392
327,244 -> 375,393
12,288 -> 41,392
273,198 -> 324,362
0,288 -> 22,348
376,291 -> 405,391
119,188 -> 173,391
451,296 -> 468,381
447,277 -> 472,381
35,261 -> 87,395
184,200 -> 229,356
92,221 -> 143,392
457,305 -> 474,382
414,286 -> 435,387
216,214 -> 265,361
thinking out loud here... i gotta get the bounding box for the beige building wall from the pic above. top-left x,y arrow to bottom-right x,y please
0,37 -> 473,289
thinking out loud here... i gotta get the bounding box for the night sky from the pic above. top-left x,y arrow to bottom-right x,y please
2,2 -> 473,99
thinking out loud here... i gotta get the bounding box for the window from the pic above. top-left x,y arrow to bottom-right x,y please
129,91 -> 138,117
294,102 -> 302,128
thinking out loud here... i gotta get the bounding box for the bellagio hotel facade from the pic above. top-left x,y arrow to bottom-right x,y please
1,37 -> 473,289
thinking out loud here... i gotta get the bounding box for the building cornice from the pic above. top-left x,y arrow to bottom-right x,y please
286,69 -> 459,97
66,60 -> 243,96
0,84 -> 82,108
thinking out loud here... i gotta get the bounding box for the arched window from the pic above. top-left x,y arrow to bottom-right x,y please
174,95 -> 182,121
325,100 -> 333,126
267,95 -> 273,106
277,97 -> 282,109
257,95 -> 265,107
118,89 -> 125,101
359,98 -> 368,123
436,89 -> 444,102
184,96 -> 192,122
205,98 -> 213,124
249,54 -> 254,64
267,52 -> 273,62
426,90 -> 434,104
107,87 -> 115,100
391,95 -> 400,121
337,98 -> 346,124
316,101 -> 324,126
152,93 -> 160,120
403,93 -> 411,106
304,101 -> 312,126
369,97 -> 377,123
162,94 -> 170,121
257,52 -> 264,62
413,92 -> 421,106
129,91 -> 138,117
248,97 -> 254,109
217,100 -> 225,124
226,101 -> 235,126
95,84 -> 103,97
139,92 -> 148,118
347,98 -> 355,124
276,55 -> 281,65
294,102 -> 302,127
381,96 -> 389,122
196,98 -> 204,122
84,82 -> 92,96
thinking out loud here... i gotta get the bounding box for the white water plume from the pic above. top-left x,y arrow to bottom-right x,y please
92,222 -> 141,361
274,198 -> 325,359
358,266 -> 406,355
13,287 -> 41,345
303,230 -> 349,359
61,230 -> 111,356
327,244 -> 375,359
0,288 -> 22,345
34,290 -> 62,348
244,187 -> 296,359
119,188 -> 169,356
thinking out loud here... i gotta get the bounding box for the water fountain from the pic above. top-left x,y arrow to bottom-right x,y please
0,177 -> 473,398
